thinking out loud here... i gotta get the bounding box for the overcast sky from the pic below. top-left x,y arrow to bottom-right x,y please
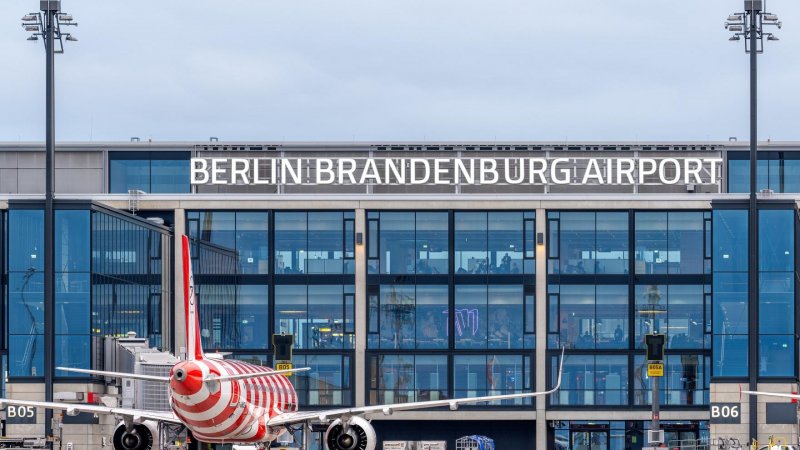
1,0 -> 799,143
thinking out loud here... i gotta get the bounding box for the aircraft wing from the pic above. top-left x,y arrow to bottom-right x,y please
0,398 -> 181,424
268,348 -> 565,427
741,389 -> 800,401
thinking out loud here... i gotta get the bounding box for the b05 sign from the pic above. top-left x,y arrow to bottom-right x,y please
710,403 -> 741,424
5,405 -> 37,424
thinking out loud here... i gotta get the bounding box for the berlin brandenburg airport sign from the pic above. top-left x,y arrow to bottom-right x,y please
190,157 -> 722,187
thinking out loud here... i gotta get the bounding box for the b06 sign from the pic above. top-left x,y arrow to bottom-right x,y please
5,405 -> 37,424
710,403 -> 741,424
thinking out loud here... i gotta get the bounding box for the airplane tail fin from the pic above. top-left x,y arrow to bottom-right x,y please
182,235 -> 204,361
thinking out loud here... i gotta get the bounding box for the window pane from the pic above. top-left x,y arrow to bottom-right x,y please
759,273 -> 793,335
275,212 -> 307,274
55,335 -> 91,375
236,212 -> 268,274
150,157 -> 190,193
109,158 -> 148,193
275,285 -> 307,348
379,212 -> 415,274
236,285 -> 268,349
8,272 -> 44,335
455,212 -> 487,274
666,285 -> 705,349
559,212 -> 596,274
488,285 -> 524,349
308,285 -> 351,349
713,273 -> 748,335
415,286 -> 448,349
416,212 -> 448,274
308,212 -> 344,274
379,285 -> 415,349
9,209 -> 44,272
713,335 -> 748,377
727,158 -> 748,193
759,209 -> 794,272
759,335 -> 795,377
712,210 -> 748,272
55,210 -> 90,272
55,273 -> 90,335
294,354 -> 351,406
635,212 -> 667,274
488,212 -> 523,274
559,285 -> 595,349
455,285 -> 487,349
596,285 -> 627,349
668,212 -> 704,274
454,355 -> 529,405
595,212 -> 628,274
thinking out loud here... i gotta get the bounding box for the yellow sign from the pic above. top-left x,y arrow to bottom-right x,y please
276,362 -> 293,376
647,363 -> 664,377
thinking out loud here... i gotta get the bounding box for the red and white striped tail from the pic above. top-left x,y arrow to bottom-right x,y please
182,235 -> 204,361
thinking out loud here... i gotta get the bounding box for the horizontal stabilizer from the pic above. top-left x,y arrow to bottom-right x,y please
56,367 -> 170,383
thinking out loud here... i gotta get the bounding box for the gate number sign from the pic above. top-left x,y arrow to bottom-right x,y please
710,403 -> 741,424
5,405 -> 37,424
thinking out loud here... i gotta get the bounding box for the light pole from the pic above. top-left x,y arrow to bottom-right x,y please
21,1 -> 77,446
724,0 -> 780,443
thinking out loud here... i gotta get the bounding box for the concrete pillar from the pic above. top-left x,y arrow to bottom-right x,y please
354,208 -> 367,406
535,208 -> 548,449
173,208 -> 186,359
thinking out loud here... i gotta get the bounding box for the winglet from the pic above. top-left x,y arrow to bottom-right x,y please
182,235 -> 204,361
553,347 -> 565,391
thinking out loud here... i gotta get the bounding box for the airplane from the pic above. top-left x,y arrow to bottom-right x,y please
0,235 -> 565,450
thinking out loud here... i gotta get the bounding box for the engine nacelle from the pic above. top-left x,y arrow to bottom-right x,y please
112,421 -> 157,450
324,416 -> 376,450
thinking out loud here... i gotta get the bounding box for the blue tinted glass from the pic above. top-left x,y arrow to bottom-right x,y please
635,212 -> 667,274
454,285 -> 487,349
8,272 -> 44,335
634,354 -> 708,406
416,212 -> 448,274
196,211 -> 235,248
666,285 -> 705,349
8,209 -> 43,272
759,335 -> 795,377
235,285 -> 268,349
596,285 -> 628,349
55,335 -> 91,374
453,355 -> 529,405
759,209 -> 794,272
558,212 -> 596,274
757,159 -> 769,192
293,354 -> 351,406
109,159 -> 148,193
55,210 -> 90,272
551,355 -> 627,406
668,212 -> 705,274
275,212 -> 307,274
596,212 -> 628,274
713,272 -> 748,335
308,285 -> 352,349
713,335 -> 748,377
415,286 -> 448,350
378,285 -> 415,349
150,158 -> 190,193
236,212 -> 268,274
784,160 -> 800,192
712,210 -> 748,272
559,285 -> 595,349
55,273 -> 90,335
488,212 -> 523,274
488,285 -> 524,349
379,212 -> 415,274
198,284 -> 238,349
455,212 -> 487,274
759,273 -> 794,335
369,354 -> 447,404
9,335 -> 43,377
308,212 -> 344,274
728,159 -> 749,193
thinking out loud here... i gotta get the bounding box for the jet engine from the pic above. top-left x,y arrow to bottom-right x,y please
324,416 -> 376,450
112,421 -> 157,450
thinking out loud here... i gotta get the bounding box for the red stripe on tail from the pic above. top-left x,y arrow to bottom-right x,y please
182,235 -> 204,361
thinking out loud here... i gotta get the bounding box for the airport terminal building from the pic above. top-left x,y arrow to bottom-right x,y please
0,140 -> 798,449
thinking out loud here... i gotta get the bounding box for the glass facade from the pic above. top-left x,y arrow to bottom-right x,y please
109,151 -> 191,194
712,209 -> 749,377
548,210 -> 713,406
366,210 -> 535,406
758,208 -> 796,378
188,210 -> 356,406
728,151 -> 800,193
6,204 -> 170,379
